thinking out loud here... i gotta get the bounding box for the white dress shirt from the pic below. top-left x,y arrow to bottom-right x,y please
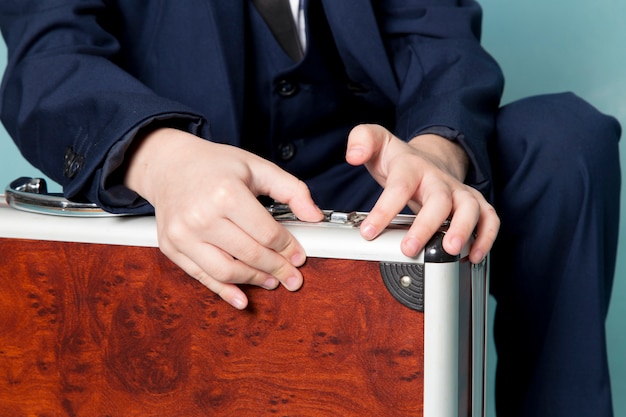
289,0 -> 307,52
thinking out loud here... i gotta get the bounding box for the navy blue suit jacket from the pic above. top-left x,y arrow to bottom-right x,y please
0,0 -> 503,212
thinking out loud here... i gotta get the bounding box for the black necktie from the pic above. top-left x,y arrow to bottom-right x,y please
251,0 -> 304,61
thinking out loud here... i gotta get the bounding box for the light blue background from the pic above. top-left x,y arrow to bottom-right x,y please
0,2 -> 624,416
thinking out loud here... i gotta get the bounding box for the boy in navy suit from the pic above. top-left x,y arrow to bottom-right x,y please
0,1 -> 620,415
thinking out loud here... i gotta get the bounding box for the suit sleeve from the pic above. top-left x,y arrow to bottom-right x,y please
0,0 -> 209,213
375,0 -> 504,197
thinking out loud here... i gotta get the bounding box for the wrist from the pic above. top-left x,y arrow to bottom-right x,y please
123,127 -> 180,203
408,134 -> 469,182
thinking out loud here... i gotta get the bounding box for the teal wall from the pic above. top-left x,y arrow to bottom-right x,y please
0,2 -> 624,415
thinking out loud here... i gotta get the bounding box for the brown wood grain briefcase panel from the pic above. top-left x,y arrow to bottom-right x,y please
0,181 -> 488,417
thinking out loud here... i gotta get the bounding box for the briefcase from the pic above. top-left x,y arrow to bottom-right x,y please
0,178 -> 489,417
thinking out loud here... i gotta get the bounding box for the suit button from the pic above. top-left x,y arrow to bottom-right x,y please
276,79 -> 298,97
63,147 -> 84,179
277,142 -> 296,161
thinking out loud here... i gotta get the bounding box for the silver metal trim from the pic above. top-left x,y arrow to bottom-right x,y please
5,177 -> 118,217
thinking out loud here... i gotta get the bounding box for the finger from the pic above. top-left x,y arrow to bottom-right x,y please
164,232 -> 276,284
469,200 -> 500,264
345,124 -> 384,167
224,196 -> 309,270
206,217 -> 305,291
163,248 -> 253,310
166,212 -> 304,292
181,172 -> 312,274
359,165 -> 419,240
442,188 -> 481,256
251,162 -> 324,223
401,187 -> 453,257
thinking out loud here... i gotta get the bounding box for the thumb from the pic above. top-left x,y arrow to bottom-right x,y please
345,124 -> 388,167
284,187 -> 325,223
258,165 -> 324,223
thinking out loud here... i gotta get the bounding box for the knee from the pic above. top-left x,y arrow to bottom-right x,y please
493,92 -> 621,185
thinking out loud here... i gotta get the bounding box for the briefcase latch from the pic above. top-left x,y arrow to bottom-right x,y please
267,203 -> 367,227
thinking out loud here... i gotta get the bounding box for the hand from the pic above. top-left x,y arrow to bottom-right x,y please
124,128 -> 324,309
345,124 -> 499,264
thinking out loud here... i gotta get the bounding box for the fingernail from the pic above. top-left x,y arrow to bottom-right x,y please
361,223 -> 377,240
450,236 -> 463,254
231,296 -> 247,310
346,146 -> 364,158
472,250 -> 485,264
285,275 -> 302,291
404,237 -> 421,256
291,252 -> 306,266
346,147 -> 366,163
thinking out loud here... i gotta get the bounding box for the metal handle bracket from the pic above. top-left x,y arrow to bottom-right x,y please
5,177 -> 116,217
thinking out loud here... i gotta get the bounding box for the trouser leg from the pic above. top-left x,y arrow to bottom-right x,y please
489,93 -> 621,417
